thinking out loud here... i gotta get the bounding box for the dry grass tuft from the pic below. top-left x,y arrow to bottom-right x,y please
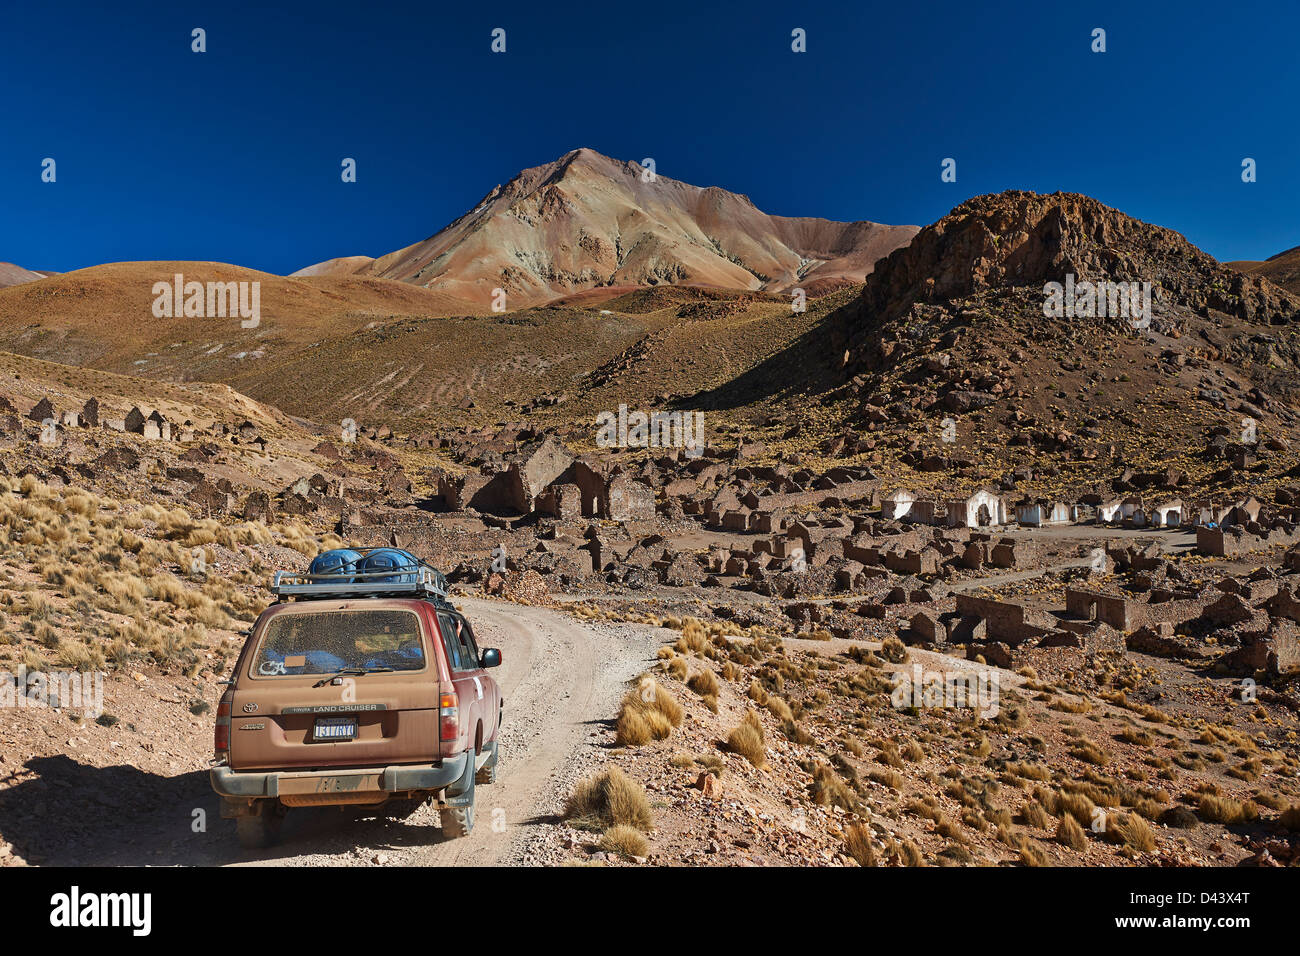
565,766 -> 653,832
615,677 -> 684,746
845,823 -> 875,866
1197,794 -> 1259,825
687,669 -> 719,697
1055,813 -> 1088,851
598,824 -> 648,859
726,710 -> 767,769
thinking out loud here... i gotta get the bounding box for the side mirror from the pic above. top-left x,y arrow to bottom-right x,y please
480,648 -> 502,668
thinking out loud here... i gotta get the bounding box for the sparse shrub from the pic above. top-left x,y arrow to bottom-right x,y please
1056,813 -> 1088,851
845,823 -> 875,866
726,710 -> 767,769
687,669 -> 719,697
598,824 -> 648,859
564,766 -> 653,832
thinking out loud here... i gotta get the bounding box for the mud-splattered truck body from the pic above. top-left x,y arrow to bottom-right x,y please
210,553 -> 501,847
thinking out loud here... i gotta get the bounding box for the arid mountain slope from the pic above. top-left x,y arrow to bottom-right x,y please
803,191 -> 1300,495
1228,245 -> 1300,296
289,255 -> 377,278
0,260 -> 838,428
0,260 -> 484,376
0,263 -> 47,289
310,148 -> 917,307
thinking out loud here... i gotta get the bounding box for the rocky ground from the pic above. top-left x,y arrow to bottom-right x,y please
3,190 -> 1300,867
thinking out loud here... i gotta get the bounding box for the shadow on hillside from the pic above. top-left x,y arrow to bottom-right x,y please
0,754 -> 457,866
680,305 -> 852,412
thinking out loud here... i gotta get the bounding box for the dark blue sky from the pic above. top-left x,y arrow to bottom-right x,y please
3,0 -> 1297,274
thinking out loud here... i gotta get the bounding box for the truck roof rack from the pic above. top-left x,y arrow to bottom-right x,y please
270,553 -> 451,606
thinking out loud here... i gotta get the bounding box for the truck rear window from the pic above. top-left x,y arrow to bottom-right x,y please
252,608 -> 426,677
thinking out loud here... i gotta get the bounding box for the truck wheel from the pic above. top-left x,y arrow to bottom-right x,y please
475,740 -> 499,785
440,800 -> 475,838
236,801 -> 285,849
440,772 -> 476,838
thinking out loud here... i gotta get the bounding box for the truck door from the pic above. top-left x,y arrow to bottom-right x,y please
454,613 -> 498,742
437,611 -> 485,754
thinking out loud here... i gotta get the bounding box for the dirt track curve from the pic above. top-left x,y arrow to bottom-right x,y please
0,598 -> 663,867
219,597 -> 664,867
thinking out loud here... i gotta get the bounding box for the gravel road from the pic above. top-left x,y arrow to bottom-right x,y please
216,597 -> 665,867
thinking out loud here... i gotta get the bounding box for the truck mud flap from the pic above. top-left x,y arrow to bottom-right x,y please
443,751 -> 477,807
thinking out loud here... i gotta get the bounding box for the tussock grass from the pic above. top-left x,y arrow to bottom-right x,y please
879,635 -> 907,663
1197,794 -> 1259,825
809,763 -> 856,810
845,823 -> 875,866
1103,812 -> 1157,852
1070,740 -> 1110,766
687,669 -> 719,697
726,710 -> 767,769
598,824 -> 648,859
565,766 -> 653,832
615,677 -> 683,746
1055,813 -> 1088,851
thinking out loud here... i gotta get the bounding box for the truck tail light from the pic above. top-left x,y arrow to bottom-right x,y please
214,692 -> 232,759
439,691 -> 459,742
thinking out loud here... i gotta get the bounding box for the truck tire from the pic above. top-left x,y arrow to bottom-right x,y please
440,771 -> 476,838
475,740 -> 499,785
236,801 -> 285,849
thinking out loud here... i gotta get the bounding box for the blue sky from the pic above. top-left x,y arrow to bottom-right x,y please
3,0 -> 1297,274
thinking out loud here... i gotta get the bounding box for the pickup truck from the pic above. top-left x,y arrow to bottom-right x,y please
211,556 -> 502,849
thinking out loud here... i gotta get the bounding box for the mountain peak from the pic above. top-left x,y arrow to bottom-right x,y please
318,151 -> 919,307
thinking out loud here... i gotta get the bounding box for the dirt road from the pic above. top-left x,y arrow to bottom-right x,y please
228,598 -> 664,867
0,599 -> 665,867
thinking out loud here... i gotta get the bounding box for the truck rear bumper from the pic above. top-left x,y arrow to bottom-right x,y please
211,752 -> 470,800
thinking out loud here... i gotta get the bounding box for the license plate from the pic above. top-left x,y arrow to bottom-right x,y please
313,716 -> 357,741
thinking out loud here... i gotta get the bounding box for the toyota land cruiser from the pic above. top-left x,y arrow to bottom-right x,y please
210,551 -> 502,848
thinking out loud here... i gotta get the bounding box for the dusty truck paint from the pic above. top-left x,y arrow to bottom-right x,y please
211,566 -> 502,849
227,598 -> 445,771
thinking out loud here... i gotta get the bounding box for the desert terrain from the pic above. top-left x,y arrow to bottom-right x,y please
1,156 -> 1298,868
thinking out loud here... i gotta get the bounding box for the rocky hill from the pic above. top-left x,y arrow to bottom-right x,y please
301,148 -> 919,307
1229,245 -> 1300,296
801,191 -> 1300,498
